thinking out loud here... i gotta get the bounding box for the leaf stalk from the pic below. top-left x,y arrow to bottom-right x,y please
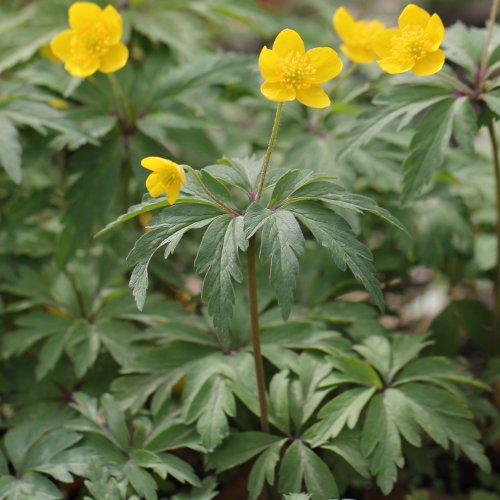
185,166 -> 240,217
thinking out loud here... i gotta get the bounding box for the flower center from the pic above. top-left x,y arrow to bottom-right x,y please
391,25 -> 431,63
72,22 -> 111,57
278,51 -> 315,89
159,167 -> 180,186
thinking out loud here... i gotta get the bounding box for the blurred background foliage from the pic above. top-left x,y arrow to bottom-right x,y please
1,0 -> 500,499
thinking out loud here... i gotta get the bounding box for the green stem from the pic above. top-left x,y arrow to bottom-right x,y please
488,123 -> 500,354
107,73 -> 133,125
256,102 -> 283,202
436,72 -> 473,94
247,236 -> 270,433
185,166 -> 240,217
481,0 -> 500,77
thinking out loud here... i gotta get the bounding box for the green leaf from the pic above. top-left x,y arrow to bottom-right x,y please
291,202 -> 383,311
260,210 -> 304,320
127,204 -> 223,310
399,384 -> 490,472
199,170 -> 233,204
278,441 -> 338,499
402,98 -> 455,203
184,375 -> 235,451
395,357 -> 490,391
244,203 -> 271,238
452,96 -> 477,154
195,215 -> 248,344
307,388 -> 376,447
339,90 -> 450,160
325,356 -> 383,388
269,170 -> 314,206
101,394 -> 129,451
354,336 -> 392,382
321,432 -> 370,479
0,472 -> 62,500
248,440 -> 285,500
131,450 -> 200,486
209,432 -> 284,473
361,391 -> 410,494
124,462 -> 158,500
269,370 -> 290,434
0,115 -> 21,183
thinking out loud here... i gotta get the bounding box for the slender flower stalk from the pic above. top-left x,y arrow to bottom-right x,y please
436,72 -> 474,94
488,123 -> 500,353
185,166 -> 240,217
256,102 -> 283,202
481,0 -> 500,78
247,237 -> 270,432
107,73 -> 134,125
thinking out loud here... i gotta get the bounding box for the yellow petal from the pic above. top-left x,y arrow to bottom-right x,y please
141,156 -> 174,172
69,2 -> 102,30
146,173 -> 165,198
165,181 -> 181,205
341,44 -> 374,64
101,5 -> 123,45
65,56 -> 100,77
307,47 -> 343,83
99,43 -> 129,73
371,28 -> 400,58
272,28 -> 305,57
399,4 -> 431,29
426,14 -> 445,51
259,46 -> 280,82
369,20 -> 387,34
377,56 -> 414,74
260,82 -> 296,102
296,85 -> 330,109
333,7 -> 355,43
412,49 -> 445,76
50,30 -> 73,62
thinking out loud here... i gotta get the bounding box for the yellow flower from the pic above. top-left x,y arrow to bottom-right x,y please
141,157 -> 186,204
259,28 -> 343,109
333,7 -> 385,64
372,4 -> 445,76
50,2 -> 129,78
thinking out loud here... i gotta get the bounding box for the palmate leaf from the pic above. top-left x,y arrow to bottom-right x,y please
290,201 -> 383,311
259,209 -> 305,320
402,98 -> 458,203
339,86 -> 451,161
281,179 -> 407,234
278,441 -> 338,499
127,203 -> 224,310
195,215 -> 248,345
361,383 -> 490,494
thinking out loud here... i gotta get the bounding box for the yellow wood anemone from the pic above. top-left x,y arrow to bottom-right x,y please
333,7 -> 385,64
51,2 -> 129,78
141,157 -> 186,205
259,28 -> 343,109
372,4 -> 445,76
